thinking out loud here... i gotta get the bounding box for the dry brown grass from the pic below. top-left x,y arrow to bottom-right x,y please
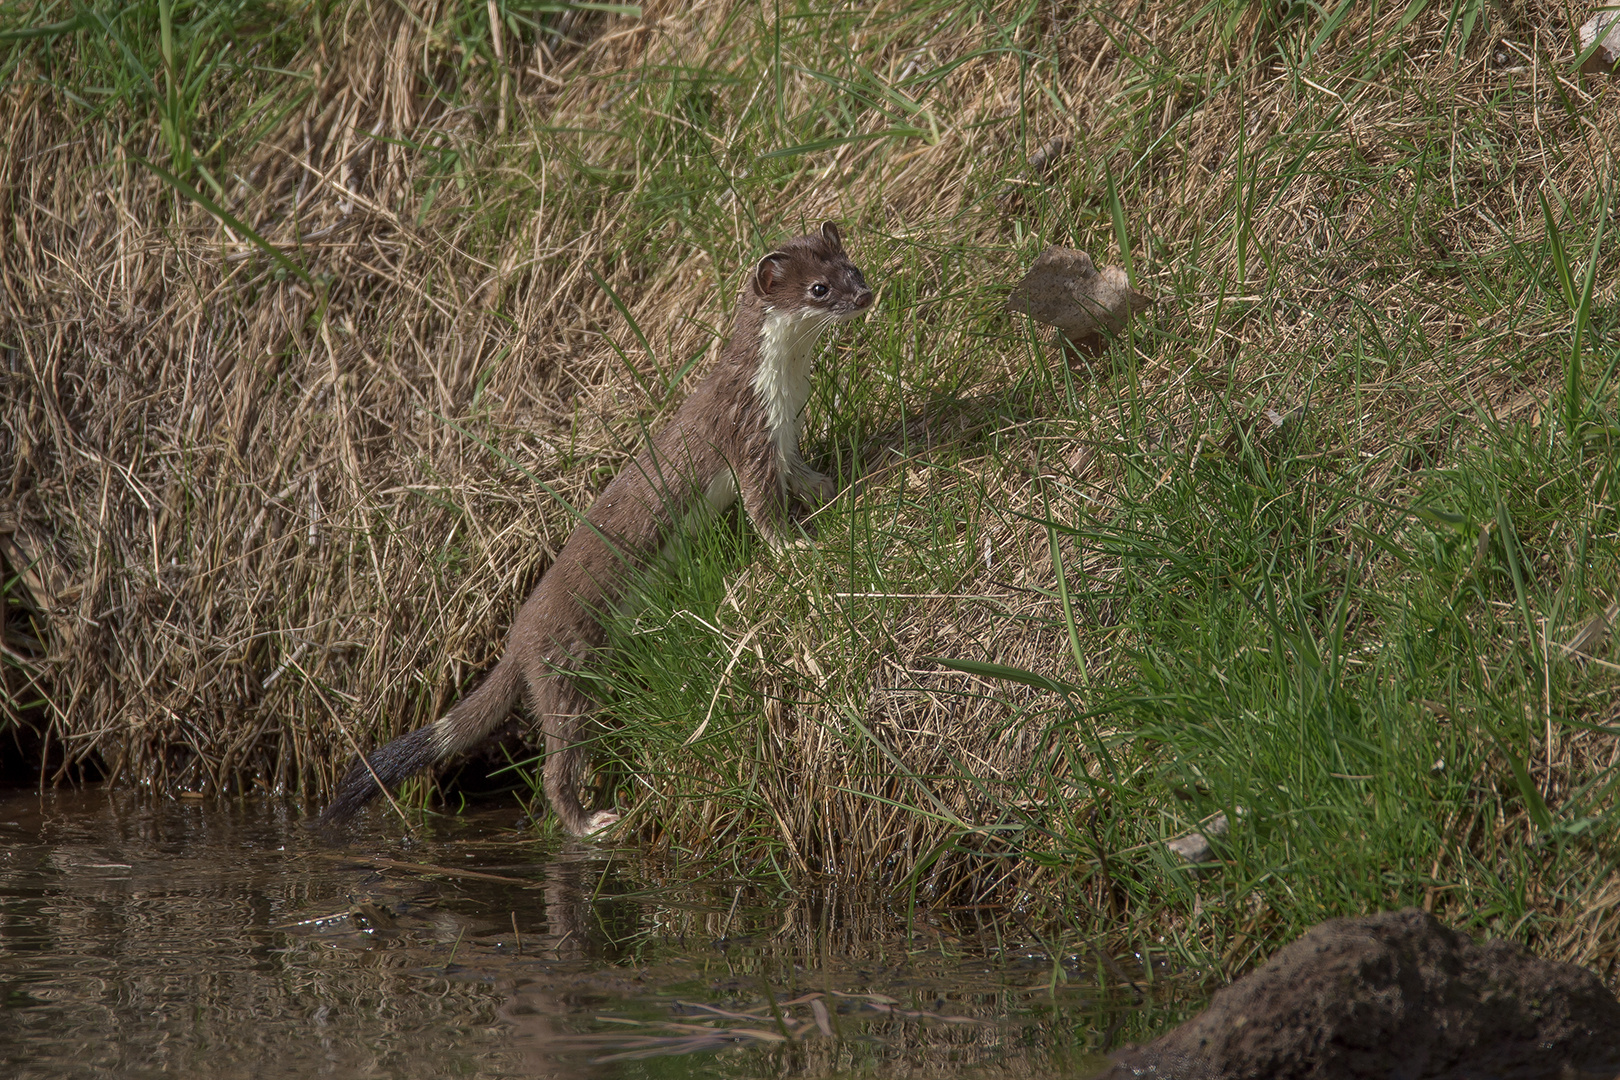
1,1 -> 709,793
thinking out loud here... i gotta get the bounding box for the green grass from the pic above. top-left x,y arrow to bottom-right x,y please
1038,371 -> 1620,966
3,0 -> 309,190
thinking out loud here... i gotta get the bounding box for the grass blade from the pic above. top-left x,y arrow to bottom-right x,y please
928,657 -> 1082,700
1105,159 -> 1134,288
138,158 -> 311,286
586,265 -> 663,396
1540,190 -> 1575,309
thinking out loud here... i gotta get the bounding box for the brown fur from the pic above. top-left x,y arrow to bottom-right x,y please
319,223 -> 873,835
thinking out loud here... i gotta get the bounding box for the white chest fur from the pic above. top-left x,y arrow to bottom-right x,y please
751,307 -> 826,473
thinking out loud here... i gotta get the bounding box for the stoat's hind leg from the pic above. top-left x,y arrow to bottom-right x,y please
533,665 -> 618,837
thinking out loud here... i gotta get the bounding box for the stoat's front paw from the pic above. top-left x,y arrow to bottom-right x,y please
792,471 -> 837,504
767,531 -> 818,554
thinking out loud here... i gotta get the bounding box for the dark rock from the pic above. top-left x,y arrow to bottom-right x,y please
1100,908 -> 1620,1080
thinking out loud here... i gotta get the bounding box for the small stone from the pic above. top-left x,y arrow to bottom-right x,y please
1167,812 -> 1229,864
1167,832 -> 1212,863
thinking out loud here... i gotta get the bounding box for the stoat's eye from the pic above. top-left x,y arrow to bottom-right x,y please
810,282 -> 829,299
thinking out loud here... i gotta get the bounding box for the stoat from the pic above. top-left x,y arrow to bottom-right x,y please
319,222 -> 873,835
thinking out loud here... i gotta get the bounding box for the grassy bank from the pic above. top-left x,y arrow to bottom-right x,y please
4,0 -> 1620,981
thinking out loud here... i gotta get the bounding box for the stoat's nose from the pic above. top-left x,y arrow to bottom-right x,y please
855,287 -> 874,310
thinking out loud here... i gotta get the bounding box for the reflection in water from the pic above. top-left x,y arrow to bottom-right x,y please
0,788 -> 1158,1079
497,842 -> 618,1079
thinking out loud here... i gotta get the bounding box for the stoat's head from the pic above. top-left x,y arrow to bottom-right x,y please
750,221 -> 874,322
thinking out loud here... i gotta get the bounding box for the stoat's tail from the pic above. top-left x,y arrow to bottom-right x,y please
317,656 -> 524,825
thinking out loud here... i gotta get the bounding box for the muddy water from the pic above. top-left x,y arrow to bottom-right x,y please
0,788 -> 1162,1079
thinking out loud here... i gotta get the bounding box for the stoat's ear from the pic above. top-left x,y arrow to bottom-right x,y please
752,251 -> 788,297
820,221 -> 843,249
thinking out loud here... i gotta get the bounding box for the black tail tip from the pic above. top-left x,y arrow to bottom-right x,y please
311,759 -> 381,830
311,727 -> 441,830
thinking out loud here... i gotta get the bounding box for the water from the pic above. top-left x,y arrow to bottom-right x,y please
0,788 -> 1160,1078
